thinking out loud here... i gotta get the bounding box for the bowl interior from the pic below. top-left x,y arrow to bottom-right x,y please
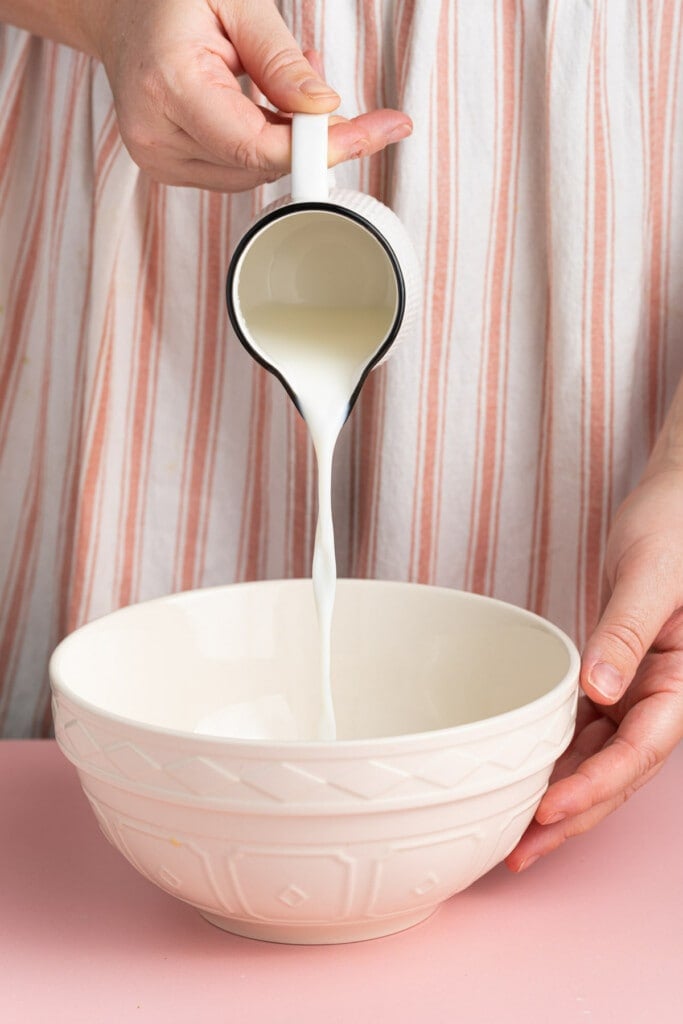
51,580 -> 575,742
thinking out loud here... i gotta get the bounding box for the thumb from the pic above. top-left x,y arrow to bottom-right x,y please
224,1 -> 340,113
581,552 -> 677,704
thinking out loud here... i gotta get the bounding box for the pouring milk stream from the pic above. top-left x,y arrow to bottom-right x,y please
223,113 -> 418,740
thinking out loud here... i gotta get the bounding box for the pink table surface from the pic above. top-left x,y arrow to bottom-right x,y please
1,740 -> 681,1024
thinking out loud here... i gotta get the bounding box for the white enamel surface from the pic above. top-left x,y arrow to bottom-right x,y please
51,580 -> 579,944
291,113 -> 329,201
234,209 -> 401,346
230,189 -> 422,372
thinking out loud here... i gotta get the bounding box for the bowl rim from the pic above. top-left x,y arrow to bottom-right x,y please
49,578 -> 581,754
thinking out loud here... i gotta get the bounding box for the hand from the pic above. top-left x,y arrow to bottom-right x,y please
86,0 -> 411,191
507,464 -> 683,872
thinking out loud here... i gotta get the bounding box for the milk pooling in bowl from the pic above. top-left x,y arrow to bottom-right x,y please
243,302 -> 396,738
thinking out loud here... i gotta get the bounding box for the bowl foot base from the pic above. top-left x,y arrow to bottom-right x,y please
199,905 -> 439,945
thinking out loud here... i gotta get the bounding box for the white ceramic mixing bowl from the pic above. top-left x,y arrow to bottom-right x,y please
50,580 -> 579,945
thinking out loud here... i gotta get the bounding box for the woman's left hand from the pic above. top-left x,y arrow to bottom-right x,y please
506,461 -> 683,872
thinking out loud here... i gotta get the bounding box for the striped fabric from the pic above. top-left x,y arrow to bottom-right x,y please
1,1 -> 682,737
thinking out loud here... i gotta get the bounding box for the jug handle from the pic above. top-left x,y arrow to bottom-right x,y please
291,113 -> 330,202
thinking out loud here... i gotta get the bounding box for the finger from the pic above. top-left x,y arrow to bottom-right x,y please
506,762 -> 662,871
211,34 -> 244,77
328,110 -> 413,164
222,1 -> 340,113
556,693 -> 605,764
133,119 -> 282,176
151,158 -> 286,193
145,115 -> 289,169
532,659 -> 683,823
652,606 -> 683,653
544,712 -> 617,792
149,122 -> 236,165
581,546 -> 680,704
170,62 -> 294,171
186,164 -> 286,193
305,49 -> 326,81
173,64 -> 411,178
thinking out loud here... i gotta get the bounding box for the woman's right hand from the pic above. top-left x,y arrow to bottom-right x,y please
84,0 -> 411,191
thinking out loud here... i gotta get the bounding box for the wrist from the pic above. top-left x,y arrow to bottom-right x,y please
0,0 -> 107,58
73,0 -> 110,62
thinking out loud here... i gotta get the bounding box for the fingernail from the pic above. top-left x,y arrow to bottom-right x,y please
541,811 -> 566,825
388,121 -> 412,142
300,78 -> 339,99
519,855 -> 540,872
589,661 -> 623,700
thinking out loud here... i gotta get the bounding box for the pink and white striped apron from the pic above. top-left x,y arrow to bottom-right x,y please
1,1 -> 682,736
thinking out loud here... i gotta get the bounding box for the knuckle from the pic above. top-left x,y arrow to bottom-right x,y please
121,143 -> 171,185
612,733 -> 660,780
120,130 -> 154,169
232,134 -> 268,172
138,65 -> 169,111
261,169 -> 285,185
120,67 -> 175,157
613,787 -> 632,810
122,122 -> 155,157
600,616 -> 647,664
259,46 -> 308,86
